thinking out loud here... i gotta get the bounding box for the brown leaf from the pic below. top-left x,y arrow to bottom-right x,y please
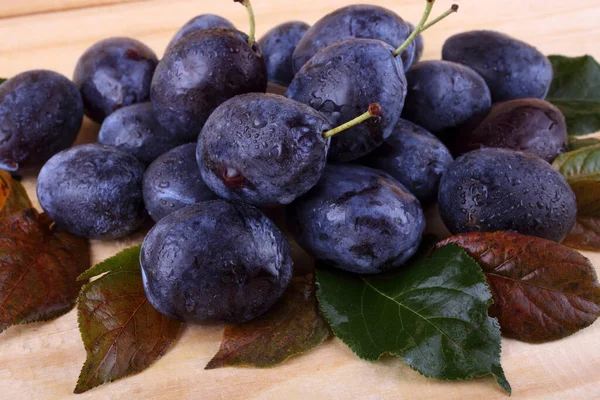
0,171 -> 32,217
0,208 -> 89,333
206,274 -> 330,369
569,179 -> 600,218
75,245 -> 181,394
438,232 -> 600,343
563,217 -> 600,251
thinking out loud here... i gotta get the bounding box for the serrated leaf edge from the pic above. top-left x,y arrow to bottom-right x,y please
74,245 -> 181,393
77,244 -> 142,281
315,245 -> 511,395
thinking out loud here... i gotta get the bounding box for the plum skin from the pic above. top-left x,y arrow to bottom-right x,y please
452,98 -> 567,162
258,21 -> 310,86
442,30 -> 553,102
402,60 -> 492,135
0,70 -> 83,172
37,144 -> 145,240
165,14 -> 235,52
98,102 -> 189,166
152,28 -> 268,142
73,37 -> 158,123
359,118 -> 453,204
143,144 -> 217,222
292,4 -> 416,73
198,93 -> 331,207
287,164 -> 425,274
438,148 -> 577,242
140,200 -> 293,323
287,38 -> 406,162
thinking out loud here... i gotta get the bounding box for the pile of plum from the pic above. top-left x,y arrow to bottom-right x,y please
0,1 -> 575,324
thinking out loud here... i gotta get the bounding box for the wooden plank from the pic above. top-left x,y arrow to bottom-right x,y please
0,0 -> 147,19
0,0 -> 598,78
1,0 -> 600,399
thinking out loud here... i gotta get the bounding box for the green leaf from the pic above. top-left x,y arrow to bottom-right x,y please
547,55 -> 600,135
316,245 -> 511,394
206,274 -> 330,369
77,244 -> 141,281
568,136 -> 600,151
0,78 -> 6,85
75,245 -> 181,393
553,144 -> 600,217
553,144 -> 600,181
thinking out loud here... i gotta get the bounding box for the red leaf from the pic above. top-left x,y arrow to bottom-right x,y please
0,208 -> 89,333
562,217 -> 600,251
0,171 -> 32,217
206,274 -> 330,369
438,232 -> 600,343
75,245 -> 181,393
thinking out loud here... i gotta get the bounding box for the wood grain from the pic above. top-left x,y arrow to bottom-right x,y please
1,0 -> 600,399
0,0 -> 147,19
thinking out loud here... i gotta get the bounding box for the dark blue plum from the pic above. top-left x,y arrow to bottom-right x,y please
98,102 -> 189,166
258,21 -> 310,86
73,37 -> 158,123
452,98 -> 567,162
287,38 -> 406,162
37,144 -> 145,240
140,200 -> 293,323
287,164 -> 425,274
143,143 -> 217,222
197,93 -> 331,207
359,118 -> 453,204
0,70 -> 83,172
442,30 -> 553,102
151,28 -> 268,142
292,4 -> 416,73
402,60 -> 492,135
166,14 -> 235,52
438,148 -> 577,242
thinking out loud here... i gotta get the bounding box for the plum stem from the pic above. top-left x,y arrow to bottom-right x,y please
392,1 -> 458,57
392,0 -> 435,57
234,0 -> 256,47
422,4 -> 459,31
322,103 -> 382,139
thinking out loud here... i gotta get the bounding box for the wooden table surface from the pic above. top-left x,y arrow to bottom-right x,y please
1,0 -> 600,399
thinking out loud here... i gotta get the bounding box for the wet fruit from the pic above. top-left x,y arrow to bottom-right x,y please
438,148 -> 577,242
287,164 -> 425,274
140,200 -> 293,323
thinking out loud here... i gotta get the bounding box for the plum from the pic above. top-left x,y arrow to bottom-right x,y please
359,118 -> 453,203
151,28 -> 267,142
287,164 -> 425,274
258,21 -> 310,86
143,144 -> 217,222
73,37 -> 158,123
166,14 -> 235,52
292,5 -> 416,73
438,148 -> 577,242
140,200 -> 293,323
98,102 -> 188,165
402,60 -> 492,135
0,70 -> 83,172
442,30 -> 553,102
197,93 -> 331,207
452,98 -> 567,162
37,144 -> 145,239
287,38 -> 406,162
